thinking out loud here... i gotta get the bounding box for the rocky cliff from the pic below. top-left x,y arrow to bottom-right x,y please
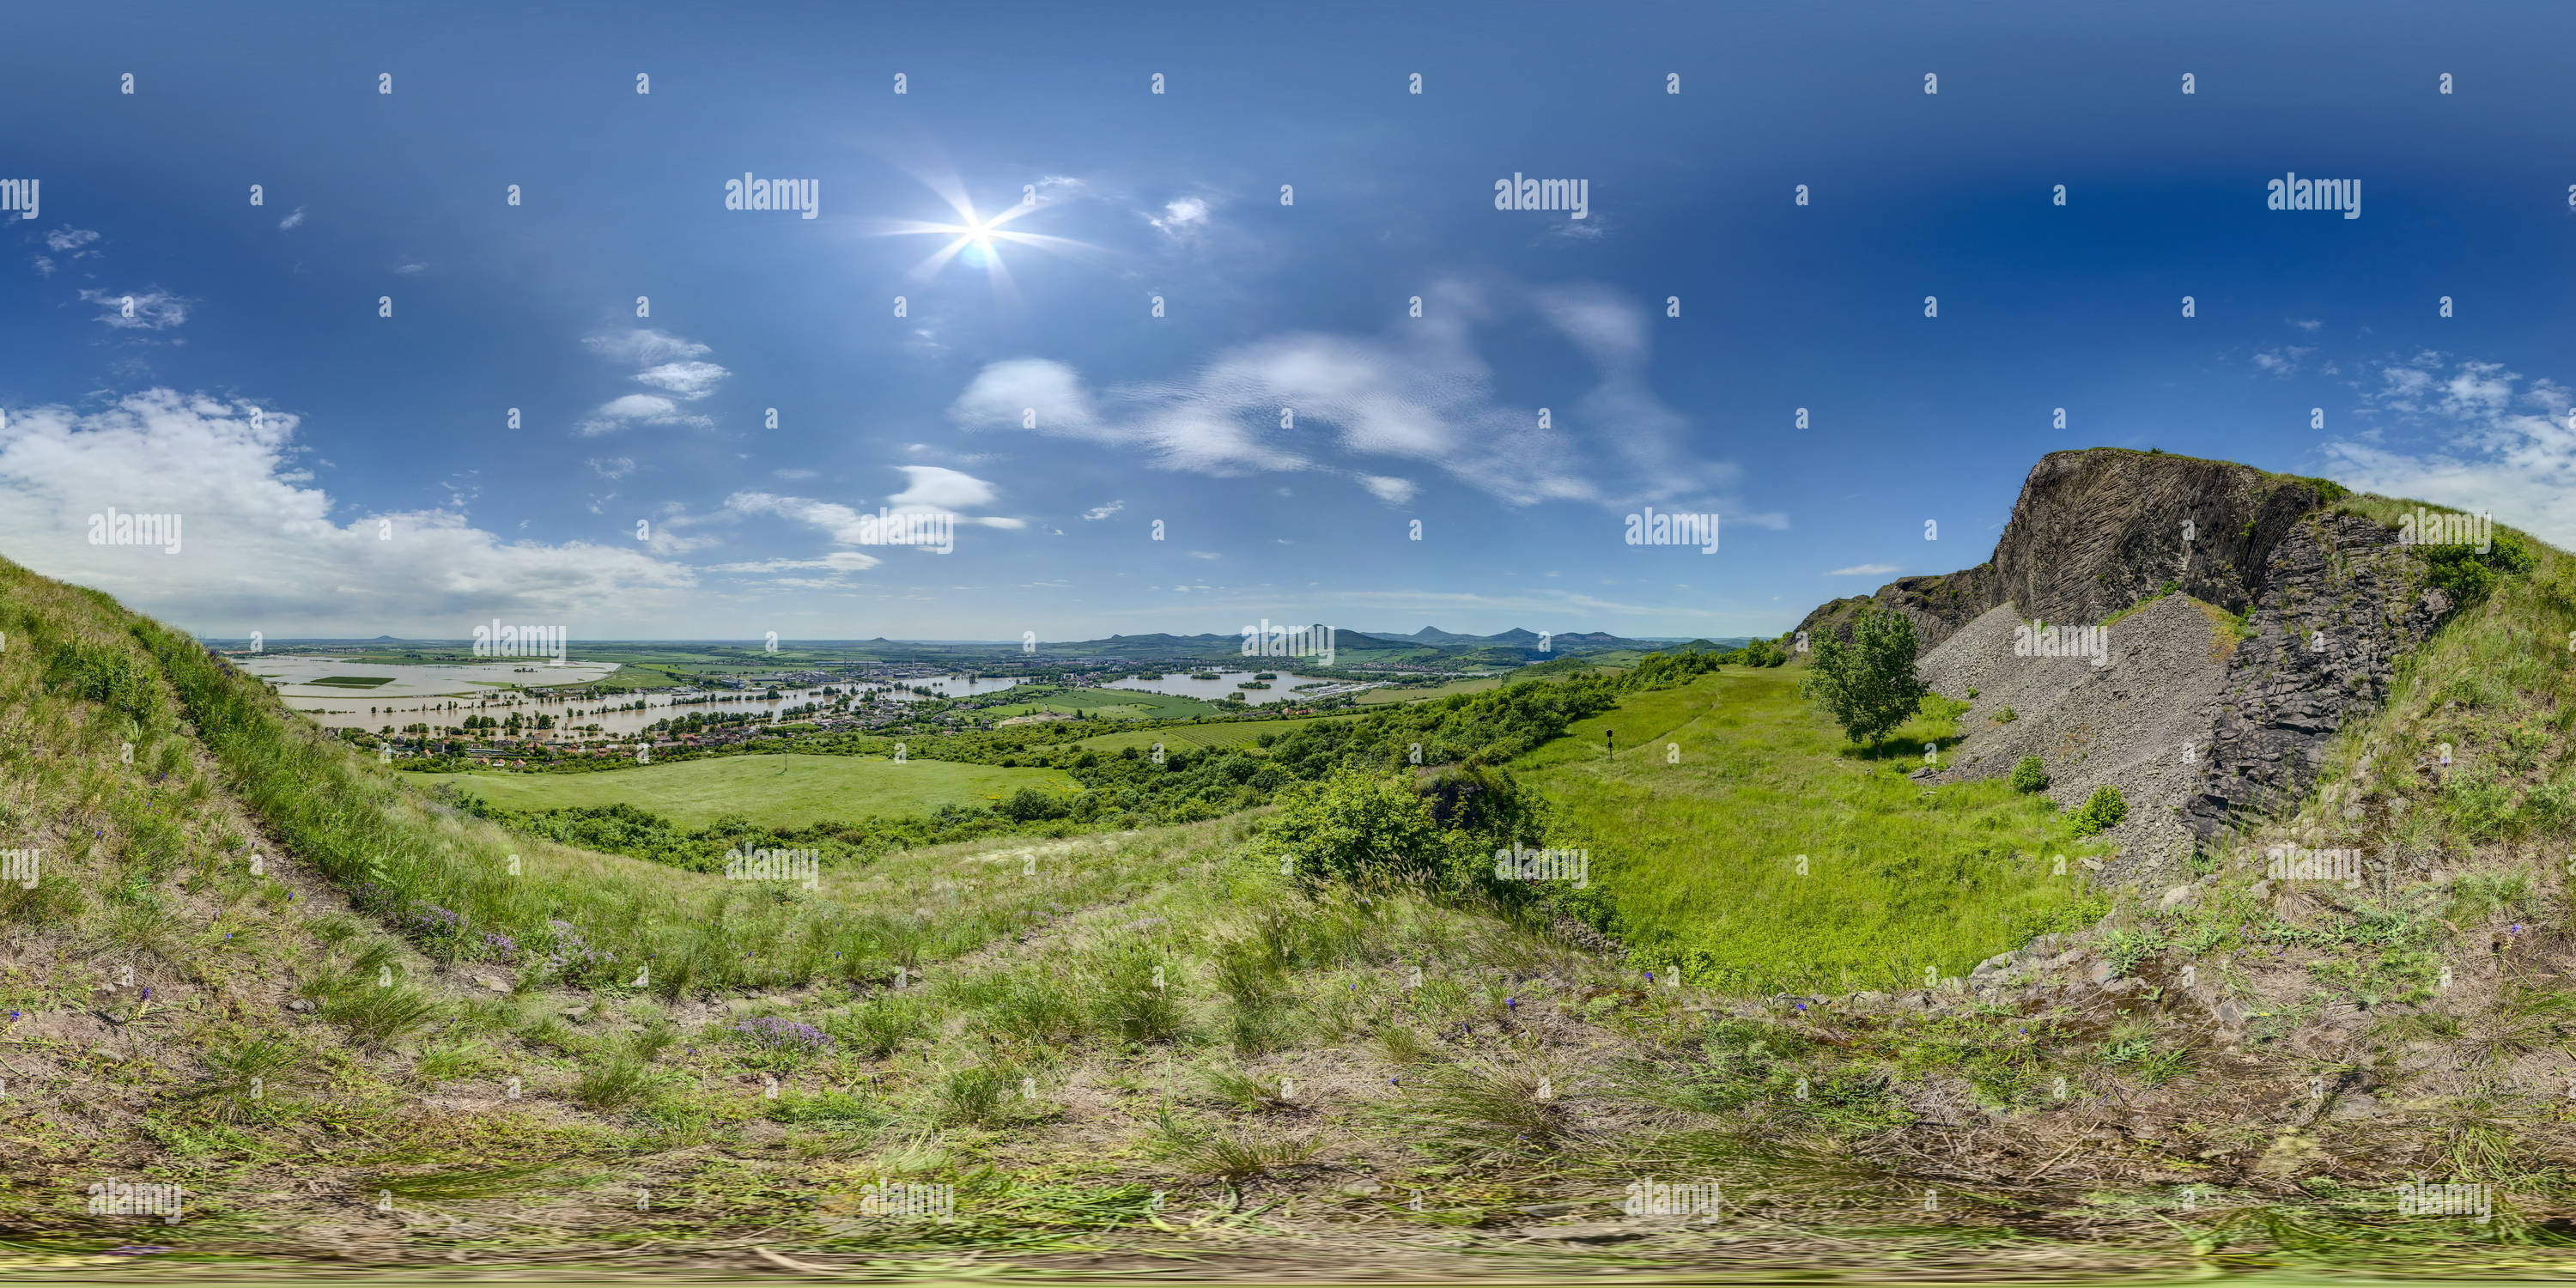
2180,511 -> 2450,844
1795,448 -> 2345,653
1800,447 -> 2454,866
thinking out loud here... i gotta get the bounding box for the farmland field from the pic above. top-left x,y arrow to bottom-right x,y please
404,753 -> 1074,828
1352,675 -> 1504,703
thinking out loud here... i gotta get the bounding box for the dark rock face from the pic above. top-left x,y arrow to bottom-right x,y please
2181,513 -> 2450,844
1795,448 -> 2336,653
1793,447 -> 2459,865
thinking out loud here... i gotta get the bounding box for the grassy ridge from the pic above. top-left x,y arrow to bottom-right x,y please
126,604 -> 1070,996
403,755 -> 1075,829
1518,669 -> 2109,993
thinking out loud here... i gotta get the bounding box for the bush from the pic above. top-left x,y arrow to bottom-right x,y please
2069,786 -> 2128,835
2421,530 -> 2536,610
1798,605 -> 1930,744
1256,766 -> 1462,888
997,787 -> 1068,822
2009,756 -> 2048,793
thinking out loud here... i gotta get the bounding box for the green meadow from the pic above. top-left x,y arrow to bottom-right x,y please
1077,711 -> 1365,753
404,753 -> 1073,829
981,685 -> 1226,720
1517,667 -> 2109,993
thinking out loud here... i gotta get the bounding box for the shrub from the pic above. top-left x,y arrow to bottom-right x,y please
2421,529 -> 2536,609
1798,605 -> 1929,745
2069,786 -> 2128,836
2009,756 -> 2048,793
1257,766 -> 1461,888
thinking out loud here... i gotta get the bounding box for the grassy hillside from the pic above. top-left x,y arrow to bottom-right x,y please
1516,669 -> 2110,993
15,540 -> 2576,1273
403,756 -> 1074,829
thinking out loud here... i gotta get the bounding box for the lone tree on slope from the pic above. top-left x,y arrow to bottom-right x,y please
1800,603 -> 1931,746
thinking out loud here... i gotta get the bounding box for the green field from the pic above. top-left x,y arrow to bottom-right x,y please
981,685 -> 1226,721
404,754 -> 1074,828
308,675 -> 396,688
1353,675 -> 1504,704
1076,711 -> 1364,753
1516,668 -> 2108,993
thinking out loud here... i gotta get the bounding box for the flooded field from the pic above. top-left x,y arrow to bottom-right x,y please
243,655 -> 1021,738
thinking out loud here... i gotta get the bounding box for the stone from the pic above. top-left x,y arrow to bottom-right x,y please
2159,884 -> 2197,911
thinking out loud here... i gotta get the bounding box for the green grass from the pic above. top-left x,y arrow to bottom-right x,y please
980,685 -> 1228,721
308,675 -> 396,689
1517,669 -> 2110,993
404,754 -> 1075,829
1355,676 -> 1505,704
1077,712 -> 1364,753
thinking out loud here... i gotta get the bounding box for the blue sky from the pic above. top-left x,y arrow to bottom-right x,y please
6,0 -> 2576,641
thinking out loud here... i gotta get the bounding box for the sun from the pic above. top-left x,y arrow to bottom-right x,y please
880,180 -> 1093,292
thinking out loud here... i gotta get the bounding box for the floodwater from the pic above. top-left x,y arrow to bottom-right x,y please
246,656 -> 1022,738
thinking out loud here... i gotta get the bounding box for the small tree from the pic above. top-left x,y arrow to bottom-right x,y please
1799,605 -> 1931,745
2071,786 -> 2128,835
2009,756 -> 2049,793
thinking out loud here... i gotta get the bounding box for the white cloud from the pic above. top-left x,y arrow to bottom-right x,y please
587,456 -> 635,480
2293,318 -> 2322,331
774,467 -> 818,480
582,329 -> 712,368
2321,353 -> 2576,546
0,390 -> 700,635
1083,500 -> 1126,520
278,207 -> 307,230
2252,346 -> 2315,376
888,465 -> 998,511
945,279 -> 1740,510
46,227 -> 100,253
395,261 -> 427,274
577,393 -> 711,436
1149,197 -> 1210,236
631,360 -> 730,399
79,289 -> 191,331
1826,563 -> 1900,576
1356,475 -> 1417,505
